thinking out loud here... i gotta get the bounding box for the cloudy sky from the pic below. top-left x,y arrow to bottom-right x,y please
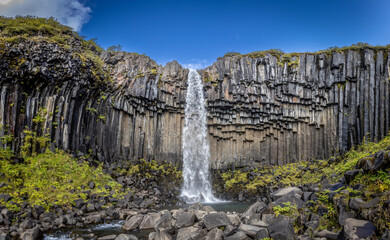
1,0 -> 389,69
0,0 -> 91,31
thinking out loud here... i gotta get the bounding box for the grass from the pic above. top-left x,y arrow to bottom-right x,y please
219,43 -> 389,62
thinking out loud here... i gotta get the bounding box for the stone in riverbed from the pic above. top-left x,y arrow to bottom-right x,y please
203,212 -> 231,230
122,214 -> 143,230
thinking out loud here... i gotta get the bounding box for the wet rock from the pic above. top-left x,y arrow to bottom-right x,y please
203,212 -> 231,230
341,218 -> 376,240
175,212 -> 195,229
122,214 -> 143,231
176,226 -> 207,240
139,212 -> 161,230
271,187 -> 303,200
115,234 -> 138,240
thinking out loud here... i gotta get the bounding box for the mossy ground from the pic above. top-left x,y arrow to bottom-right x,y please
0,148 -> 121,211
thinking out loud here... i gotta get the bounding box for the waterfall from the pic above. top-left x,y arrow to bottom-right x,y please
180,69 -> 220,203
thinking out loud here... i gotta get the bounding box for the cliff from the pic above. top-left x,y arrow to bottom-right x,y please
0,19 -> 389,169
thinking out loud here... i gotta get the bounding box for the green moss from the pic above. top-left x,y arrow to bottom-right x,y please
0,149 -> 121,211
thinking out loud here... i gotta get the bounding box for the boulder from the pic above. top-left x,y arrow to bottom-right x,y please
267,217 -> 295,240
176,226 -> 207,240
139,213 -> 162,230
241,201 -> 267,219
341,218 -> 376,240
238,223 -> 263,237
97,235 -> 117,240
155,230 -> 172,240
122,214 -> 143,230
380,230 -> 390,240
372,151 -> 390,171
175,212 -> 195,229
344,170 -> 361,184
254,228 -> 270,240
225,231 -> 250,240
115,234 -> 138,240
270,187 -> 303,200
84,214 -> 102,224
205,228 -> 223,240
315,229 -> 338,239
20,227 -> 41,240
203,212 -> 231,230
274,193 -> 305,209
155,210 -> 173,231
0,234 -> 10,240
20,219 -> 34,229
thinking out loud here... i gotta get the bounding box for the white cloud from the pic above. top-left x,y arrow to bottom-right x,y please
182,59 -> 213,69
0,0 -> 91,31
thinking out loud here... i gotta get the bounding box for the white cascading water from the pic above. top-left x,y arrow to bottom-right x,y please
180,69 -> 220,203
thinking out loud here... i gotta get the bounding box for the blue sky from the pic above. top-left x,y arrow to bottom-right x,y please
1,0 -> 389,68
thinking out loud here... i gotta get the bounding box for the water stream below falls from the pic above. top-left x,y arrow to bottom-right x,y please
180,69 -> 220,203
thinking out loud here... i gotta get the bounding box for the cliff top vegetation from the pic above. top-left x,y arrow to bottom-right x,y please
221,42 -> 390,60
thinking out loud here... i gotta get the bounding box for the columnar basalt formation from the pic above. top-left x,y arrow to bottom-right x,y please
0,39 -> 389,169
202,50 -> 390,168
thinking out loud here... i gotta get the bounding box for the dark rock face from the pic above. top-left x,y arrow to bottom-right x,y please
1,40 -> 389,168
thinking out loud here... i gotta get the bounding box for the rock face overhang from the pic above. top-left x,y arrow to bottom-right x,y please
0,40 -> 389,169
